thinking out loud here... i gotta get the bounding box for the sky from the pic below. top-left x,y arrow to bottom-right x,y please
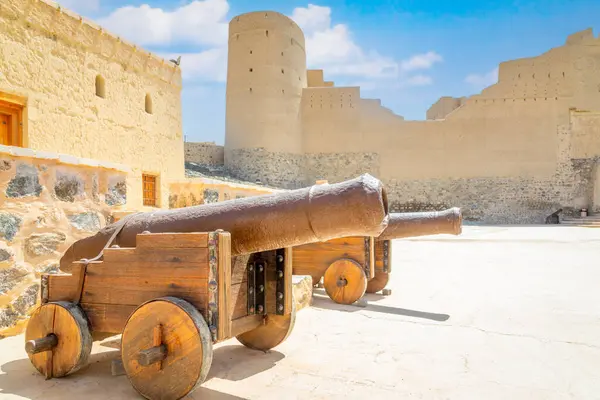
60,0 -> 600,145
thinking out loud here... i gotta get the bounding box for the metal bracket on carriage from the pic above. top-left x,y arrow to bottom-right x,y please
248,256 -> 267,316
364,237 -> 372,279
275,248 -> 285,315
382,240 -> 390,273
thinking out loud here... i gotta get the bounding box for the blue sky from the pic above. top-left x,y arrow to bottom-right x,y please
61,0 -> 600,144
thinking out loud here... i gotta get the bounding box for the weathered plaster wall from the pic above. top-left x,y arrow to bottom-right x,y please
0,0 -> 184,209
0,146 -> 127,337
184,142 -> 224,165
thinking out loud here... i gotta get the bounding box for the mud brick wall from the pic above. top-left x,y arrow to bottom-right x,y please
0,146 -> 128,337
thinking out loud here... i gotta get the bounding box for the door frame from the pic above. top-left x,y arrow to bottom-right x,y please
0,93 -> 26,147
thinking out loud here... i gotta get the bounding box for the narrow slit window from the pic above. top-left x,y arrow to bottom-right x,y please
145,93 -> 153,114
95,75 -> 105,98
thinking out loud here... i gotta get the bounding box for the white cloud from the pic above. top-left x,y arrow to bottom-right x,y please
97,0 -> 229,47
405,74 -> 433,86
290,5 -> 442,86
400,51 -> 443,72
290,5 -> 398,80
465,67 -> 499,89
58,0 -> 100,13
161,48 -> 228,83
93,1 -> 441,89
290,4 -> 331,34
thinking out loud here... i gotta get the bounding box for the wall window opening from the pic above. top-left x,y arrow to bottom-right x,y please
142,174 -> 158,207
95,75 -> 106,98
145,94 -> 153,114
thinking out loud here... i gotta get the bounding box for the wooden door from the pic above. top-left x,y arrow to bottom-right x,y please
0,114 -> 9,145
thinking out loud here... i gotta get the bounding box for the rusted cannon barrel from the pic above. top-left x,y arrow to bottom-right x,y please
60,174 -> 389,271
376,207 -> 462,241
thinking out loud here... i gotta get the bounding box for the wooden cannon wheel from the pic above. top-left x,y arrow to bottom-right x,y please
323,258 -> 367,305
365,271 -> 390,294
236,294 -> 297,352
121,297 -> 213,400
25,301 -> 92,379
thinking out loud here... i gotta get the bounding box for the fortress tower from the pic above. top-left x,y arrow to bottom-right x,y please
224,11 -> 308,188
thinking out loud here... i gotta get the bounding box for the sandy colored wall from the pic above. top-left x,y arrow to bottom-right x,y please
0,146 -> 128,337
169,178 -> 281,209
426,97 -> 465,120
184,142 -> 225,165
224,11 -> 307,188
0,0 -> 184,209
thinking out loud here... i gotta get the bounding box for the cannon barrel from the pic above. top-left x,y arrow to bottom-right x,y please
375,207 -> 462,241
60,174 -> 389,271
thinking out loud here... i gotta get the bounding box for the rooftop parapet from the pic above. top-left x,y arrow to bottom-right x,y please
0,0 -> 182,88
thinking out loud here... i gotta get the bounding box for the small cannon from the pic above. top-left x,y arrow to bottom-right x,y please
24,175 -> 388,400
292,207 -> 462,305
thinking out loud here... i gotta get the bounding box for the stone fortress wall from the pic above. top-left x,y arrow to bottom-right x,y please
224,11 -> 308,188
0,0 -> 184,209
184,142 -> 224,165
0,145 -> 128,337
186,13 -> 600,223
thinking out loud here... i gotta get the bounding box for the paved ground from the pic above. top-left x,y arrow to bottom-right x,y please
1,226 -> 600,399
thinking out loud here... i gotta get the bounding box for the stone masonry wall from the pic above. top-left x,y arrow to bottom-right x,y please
385,125 -> 595,224
225,148 -> 305,189
221,123 -> 596,224
303,152 -> 380,185
0,146 -> 128,337
184,142 -> 224,166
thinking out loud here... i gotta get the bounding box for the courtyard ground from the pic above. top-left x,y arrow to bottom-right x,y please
1,225 -> 599,399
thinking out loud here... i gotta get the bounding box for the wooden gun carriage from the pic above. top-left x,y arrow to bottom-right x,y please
24,175 -> 389,400
292,208 -> 463,305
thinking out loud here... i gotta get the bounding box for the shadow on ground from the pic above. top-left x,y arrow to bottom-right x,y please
311,290 -> 450,322
0,341 -> 285,399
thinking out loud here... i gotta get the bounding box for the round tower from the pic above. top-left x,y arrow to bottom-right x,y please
224,11 -> 307,188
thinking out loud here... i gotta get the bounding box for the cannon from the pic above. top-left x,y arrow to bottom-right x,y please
24,175 -> 388,400
292,207 -> 462,305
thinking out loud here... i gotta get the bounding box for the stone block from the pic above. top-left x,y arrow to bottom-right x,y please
0,247 -> 14,263
0,160 -> 12,171
0,264 -> 30,295
105,179 -> 126,206
6,163 -> 43,198
11,284 -> 39,315
203,189 -> 219,204
25,232 -> 67,257
54,171 -> 84,202
0,283 -> 39,330
0,307 -> 19,330
0,213 -> 22,242
34,260 -> 60,276
292,275 -> 313,311
69,212 -> 102,231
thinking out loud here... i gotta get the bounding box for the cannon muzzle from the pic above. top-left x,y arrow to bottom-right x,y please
376,207 -> 462,241
60,174 -> 389,271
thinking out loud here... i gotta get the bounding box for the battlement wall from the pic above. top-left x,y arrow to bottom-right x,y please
2,0 -> 181,87
184,142 -> 224,165
229,11 -> 305,50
